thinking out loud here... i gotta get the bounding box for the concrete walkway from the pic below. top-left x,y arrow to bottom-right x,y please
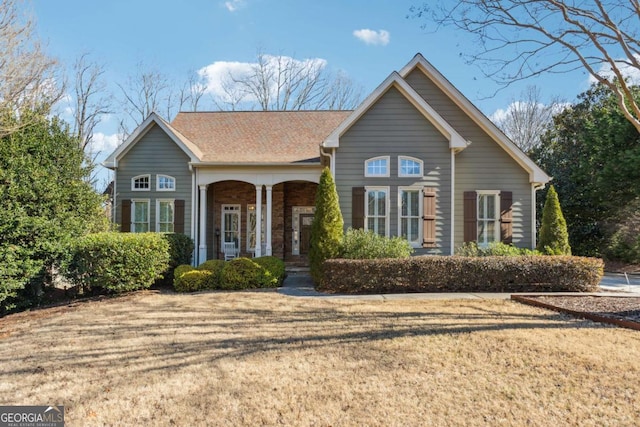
278,272 -> 640,300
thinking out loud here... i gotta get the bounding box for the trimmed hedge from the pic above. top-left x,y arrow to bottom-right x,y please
174,270 -> 214,292
320,256 -> 604,294
68,232 -> 170,293
253,256 -> 286,286
163,233 -> 194,272
198,259 -> 225,288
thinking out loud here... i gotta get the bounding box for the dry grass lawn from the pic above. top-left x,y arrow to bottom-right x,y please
1,290 -> 639,426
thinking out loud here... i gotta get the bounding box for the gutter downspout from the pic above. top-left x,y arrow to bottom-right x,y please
319,146 -> 335,176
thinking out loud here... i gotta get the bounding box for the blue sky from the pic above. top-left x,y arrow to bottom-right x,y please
29,0 -> 594,182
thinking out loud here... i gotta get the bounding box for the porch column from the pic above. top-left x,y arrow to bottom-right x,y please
198,184 -> 207,264
255,185 -> 262,257
265,185 -> 273,256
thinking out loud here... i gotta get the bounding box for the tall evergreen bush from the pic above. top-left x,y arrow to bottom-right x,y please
309,168 -> 343,284
537,185 -> 571,255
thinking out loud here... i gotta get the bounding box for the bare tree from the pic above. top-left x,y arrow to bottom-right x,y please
412,0 -> 640,133
492,86 -> 563,153
71,53 -> 112,151
0,0 -> 61,136
220,52 -> 361,111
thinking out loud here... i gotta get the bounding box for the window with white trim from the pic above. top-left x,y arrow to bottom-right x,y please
131,174 -> 150,191
399,188 -> 421,246
131,199 -> 149,232
366,187 -> 389,236
157,175 -> 176,191
247,204 -> 265,252
398,156 -> 423,177
156,200 -> 174,232
364,156 -> 390,177
222,205 -> 241,248
477,192 -> 500,246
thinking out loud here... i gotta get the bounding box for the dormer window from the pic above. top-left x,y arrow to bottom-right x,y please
132,174 -> 150,191
399,156 -> 423,177
157,175 -> 176,191
364,156 -> 390,177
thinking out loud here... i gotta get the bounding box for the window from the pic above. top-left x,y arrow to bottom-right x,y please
364,156 -> 390,177
399,188 -> 421,245
221,205 -> 241,248
247,204 -> 265,251
132,174 -> 150,191
398,156 -> 423,177
157,175 -> 176,191
477,192 -> 500,246
366,187 -> 389,236
156,200 -> 174,232
131,200 -> 149,232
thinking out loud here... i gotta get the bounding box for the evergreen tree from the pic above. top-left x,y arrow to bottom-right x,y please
537,185 -> 571,255
309,168 -> 343,285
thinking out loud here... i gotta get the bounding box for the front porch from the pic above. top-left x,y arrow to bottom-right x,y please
194,178 -> 318,265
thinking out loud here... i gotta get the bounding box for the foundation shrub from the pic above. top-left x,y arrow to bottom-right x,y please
320,256 -> 603,294
456,242 -> 540,257
253,256 -> 286,287
220,257 -> 264,290
68,232 -> 170,293
198,259 -> 225,288
161,233 -> 194,283
174,264 -> 195,280
340,228 -> 413,259
174,270 -> 214,292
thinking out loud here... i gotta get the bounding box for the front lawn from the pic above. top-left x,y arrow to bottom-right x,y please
1,291 -> 638,426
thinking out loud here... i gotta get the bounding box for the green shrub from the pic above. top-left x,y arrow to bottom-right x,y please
340,228 -> 414,259
253,256 -> 286,286
174,264 -> 195,280
538,185 -> 571,255
163,233 -> 194,270
456,242 -> 540,257
198,259 -> 225,288
320,255 -> 603,294
174,270 -> 214,293
68,232 -> 170,293
220,257 -> 264,290
604,200 -> 640,263
309,167 -> 344,285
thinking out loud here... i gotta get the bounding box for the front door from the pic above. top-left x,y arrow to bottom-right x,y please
299,214 -> 314,255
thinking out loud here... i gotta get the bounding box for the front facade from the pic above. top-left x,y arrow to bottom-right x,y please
104,54 -> 550,265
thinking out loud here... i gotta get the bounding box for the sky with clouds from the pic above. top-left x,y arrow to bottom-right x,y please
27,0 -> 616,181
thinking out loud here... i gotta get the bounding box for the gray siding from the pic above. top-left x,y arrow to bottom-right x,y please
335,86 -> 452,255
115,124 -> 193,236
404,69 -> 533,249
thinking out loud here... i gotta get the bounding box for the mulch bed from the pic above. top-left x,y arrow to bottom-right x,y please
513,295 -> 640,331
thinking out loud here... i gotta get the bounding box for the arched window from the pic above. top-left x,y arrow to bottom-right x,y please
131,174 -> 150,191
364,156 -> 390,177
157,175 -> 176,191
398,156 -> 423,177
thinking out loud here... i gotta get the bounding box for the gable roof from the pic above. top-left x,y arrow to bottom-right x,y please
171,111 -> 351,164
399,53 -> 551,184
103,112 -> 202,169
323,71 -> 469,151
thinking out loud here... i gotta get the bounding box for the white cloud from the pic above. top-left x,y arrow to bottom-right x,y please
589,55 -> 640,85
89,132 -> 121,154
353,29 -> 390,46
224,0 -> 245,12
197,55 -> 328,105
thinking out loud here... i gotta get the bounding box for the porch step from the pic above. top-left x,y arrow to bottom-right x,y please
285,262 -> 310,274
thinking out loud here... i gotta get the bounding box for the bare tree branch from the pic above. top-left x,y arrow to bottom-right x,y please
412,0 -> 640,132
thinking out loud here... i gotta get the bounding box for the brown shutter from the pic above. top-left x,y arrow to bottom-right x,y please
174,200 -> 185,234
352,187 -> 365,230
422,187 -> 437,248
500,191 -> 513,244
121,199 -> 131,232
463,191 -> 477,243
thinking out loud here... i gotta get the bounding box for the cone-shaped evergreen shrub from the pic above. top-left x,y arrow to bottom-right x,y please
537,185 -> 571,255
309,168 -> 344,284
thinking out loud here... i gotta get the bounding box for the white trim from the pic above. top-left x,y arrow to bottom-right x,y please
450,149 -> 455,255
191,169 -> 196,265
398,156 -> 424,177
398,186 -> 423,248
156,199 -> 175,233
365,186 -> 390,237
291,206 -> 315,256
221,204 -> 241,249
246,204 -> 265,252
265,185 -> 273,256
131,174 -> 151,191
323,71 -> 469,151
476,191 -> 501,246
103,112 -> 201,169
364,156 -> 391,178
254,186 -> 262,257
399,54 -> 551,185
156,174 -> 176,191
198,185 -> 207,264
131,199 -> 150,233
